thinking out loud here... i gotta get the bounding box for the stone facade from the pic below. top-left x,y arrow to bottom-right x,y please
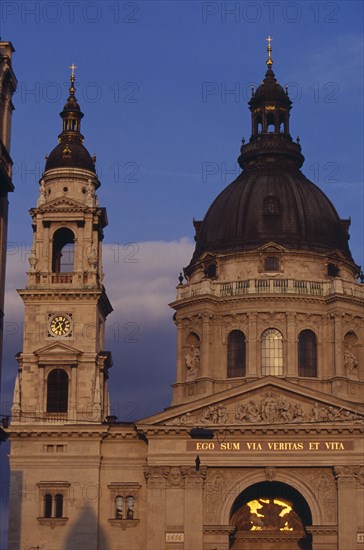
7,51 -> 364,550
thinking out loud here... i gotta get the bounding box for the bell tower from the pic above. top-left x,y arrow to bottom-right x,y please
12,69 -> 113,424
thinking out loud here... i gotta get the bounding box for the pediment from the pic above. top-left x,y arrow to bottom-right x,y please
327,250 -> 346,261
138,378 -> 364,428
257,242 -> 287,253
34,341 -> 82,364
200,252 -> 217,262
37,196 -> 87,212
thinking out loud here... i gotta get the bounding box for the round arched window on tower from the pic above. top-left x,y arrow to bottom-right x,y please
261,329 -> 283,376
227,330 -> 246,378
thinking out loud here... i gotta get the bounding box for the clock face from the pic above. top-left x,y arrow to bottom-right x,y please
49,315 -> 71,336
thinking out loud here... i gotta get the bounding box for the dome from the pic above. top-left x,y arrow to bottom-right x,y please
45,141 -> 96,173
187,46 -> 354,270
191,166 -> 353,263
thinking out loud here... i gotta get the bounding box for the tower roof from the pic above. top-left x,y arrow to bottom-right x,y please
44,66 -> 96,174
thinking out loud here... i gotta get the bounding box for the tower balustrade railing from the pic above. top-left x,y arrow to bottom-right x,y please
176,278 -> 363,300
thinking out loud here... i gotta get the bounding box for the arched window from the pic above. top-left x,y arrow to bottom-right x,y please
261,329 -> 283,375
266,113 -> 275,132
55,494 -> 63,518
298,330 -> 317,377
115,496 -> 124,519
52,228 -> 75,273
227,330 -> 246,378
126,496 -> 135,519
44,494 -> 52,518
46,369 -> 69,413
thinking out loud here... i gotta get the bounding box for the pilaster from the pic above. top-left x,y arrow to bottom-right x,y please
144,466 -> 168,550
182,466 -> 206,549
334,465 -> 359,550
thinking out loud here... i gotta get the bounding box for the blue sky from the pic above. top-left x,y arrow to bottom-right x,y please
0,1 -> 363,545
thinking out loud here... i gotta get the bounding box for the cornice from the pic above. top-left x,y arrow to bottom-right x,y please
18,289 -> 104,301
135,424 -> 364,437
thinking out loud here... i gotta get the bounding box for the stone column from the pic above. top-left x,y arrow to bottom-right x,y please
176,319 -> 184,384
144,466 -> 168,550
286,313 -> 296,376
182,467 -> 206,549
42,220 -> 51,272
333,314 -> 344,377
200,314 -> 211,378
334,465 -> 359,550
70,364 -> 77,421
247,312 -> 257,376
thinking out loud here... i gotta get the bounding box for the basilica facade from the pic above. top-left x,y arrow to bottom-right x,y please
7,45 -> 364,550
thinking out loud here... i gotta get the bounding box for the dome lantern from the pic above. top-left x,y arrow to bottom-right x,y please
238,37 -> 304,170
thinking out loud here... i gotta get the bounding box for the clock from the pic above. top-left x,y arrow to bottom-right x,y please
49,314 -> 72,337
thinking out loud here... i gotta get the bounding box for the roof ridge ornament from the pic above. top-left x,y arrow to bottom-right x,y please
266,35 -> 273,68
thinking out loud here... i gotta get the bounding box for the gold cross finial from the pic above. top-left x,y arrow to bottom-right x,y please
266,35 -> 273,67
69,63 -> 77,80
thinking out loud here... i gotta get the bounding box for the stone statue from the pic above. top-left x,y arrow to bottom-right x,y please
86,179 -> 96,206
37,179 -> 46,206
261,392 -> 278,423
200,404 -> 228,424
88,245 -> 98,271
344,345 -> 359,380
185,345 -> 200,380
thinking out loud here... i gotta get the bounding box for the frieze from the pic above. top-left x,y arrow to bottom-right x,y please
200,404 -> 228,424
165,392 -> 364,426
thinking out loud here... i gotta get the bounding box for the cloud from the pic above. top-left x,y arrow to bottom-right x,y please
1,238 -> 195,400
103,238 -> 194,322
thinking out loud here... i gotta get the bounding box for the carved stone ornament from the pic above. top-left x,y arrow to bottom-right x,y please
265,466 -> 276,482
205,472 -> 227,520
200,404 -> 228,424
28,248 -> 37,271
181,466 -> 207,486
167,412 -> 194,426
236,392 -> 305,424
185,344 -> 200,381
144,466 -> 169,488
334,465 -> 360,484
344,344 -> 359,380
88,245 -> 98,270
37,179 -> 46,206
166,467 -> 184,488
164,393 -> 364,426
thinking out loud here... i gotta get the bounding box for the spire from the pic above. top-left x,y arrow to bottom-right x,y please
58,64 -> 84,144
266,35 -> 273,68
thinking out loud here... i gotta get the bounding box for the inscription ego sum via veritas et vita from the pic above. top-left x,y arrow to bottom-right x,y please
187,441 -> 354,452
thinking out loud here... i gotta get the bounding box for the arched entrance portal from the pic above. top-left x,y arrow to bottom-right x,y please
229,481 -> 312,550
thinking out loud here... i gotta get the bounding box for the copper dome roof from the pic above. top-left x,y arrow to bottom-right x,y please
191,166 -> 352,262
45,141 -> 96,173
